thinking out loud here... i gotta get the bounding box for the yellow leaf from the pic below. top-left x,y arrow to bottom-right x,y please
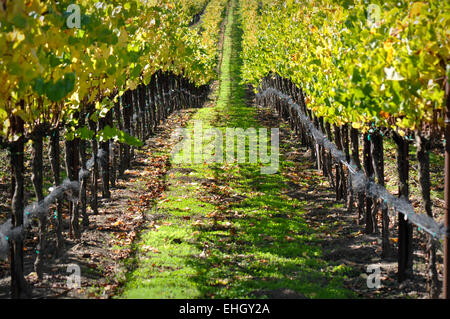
383,41 -> 394,63
409,2 -> 425,17
112,220 -> 124,227
127,79 -> 138,91
216,278 -> 230,286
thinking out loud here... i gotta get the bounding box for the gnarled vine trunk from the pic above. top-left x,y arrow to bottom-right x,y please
64,138 -> 81,239
10,108 -> 30,298
416,132 -> 439,297
31,132 -> 46,279
393,132 -> 413,282
48,128 -> 64,255
371,131 -> 392,257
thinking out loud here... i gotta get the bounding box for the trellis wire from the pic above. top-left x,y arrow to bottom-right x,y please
0,86 -> 209,259
257,87 -> 448,242
0,150 -> 108,259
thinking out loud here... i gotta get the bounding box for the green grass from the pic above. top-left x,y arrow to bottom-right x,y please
118,0 -> 355,299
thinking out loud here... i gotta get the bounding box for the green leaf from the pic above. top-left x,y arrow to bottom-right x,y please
44,73 -> 76,102
97,125 -> 143,147
32,77 -> 45,95
121,131 -> 143,147
49,53 -> 63,68
62,72 -> 76,93
352,68 -> 361,84
65,131 -> 75,141
45,80 -> 66,102
12,15 -> 27,28
76,125 -> 94,140
107,66 -> 117,76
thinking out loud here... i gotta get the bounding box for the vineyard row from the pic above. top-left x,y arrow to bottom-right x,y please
0,0 -> 229,299
256,72 -> 444,297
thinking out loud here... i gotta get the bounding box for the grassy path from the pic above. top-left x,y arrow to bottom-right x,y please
119,0 -> 355,299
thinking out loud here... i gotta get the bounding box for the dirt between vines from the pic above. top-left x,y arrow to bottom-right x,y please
254,101 -> 441,299
0,96 -> 441,299
0,108 -> 197,299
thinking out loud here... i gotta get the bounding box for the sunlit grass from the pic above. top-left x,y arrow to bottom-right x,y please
119,0 -> 355,299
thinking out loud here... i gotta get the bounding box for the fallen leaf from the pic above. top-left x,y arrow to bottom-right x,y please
261,234 -> 274,241
215,278 -> 231,286
142,245 -> 160,253
112,220 -> 124,227
285,235 -> 295,242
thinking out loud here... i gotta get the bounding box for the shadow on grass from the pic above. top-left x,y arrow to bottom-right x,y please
184,160 -> 354,298
119,0 -> 355,300
180,2 -> 354,299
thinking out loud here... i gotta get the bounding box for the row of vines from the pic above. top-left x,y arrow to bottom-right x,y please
240,0 -> 449,298
0,0 -> 228,298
